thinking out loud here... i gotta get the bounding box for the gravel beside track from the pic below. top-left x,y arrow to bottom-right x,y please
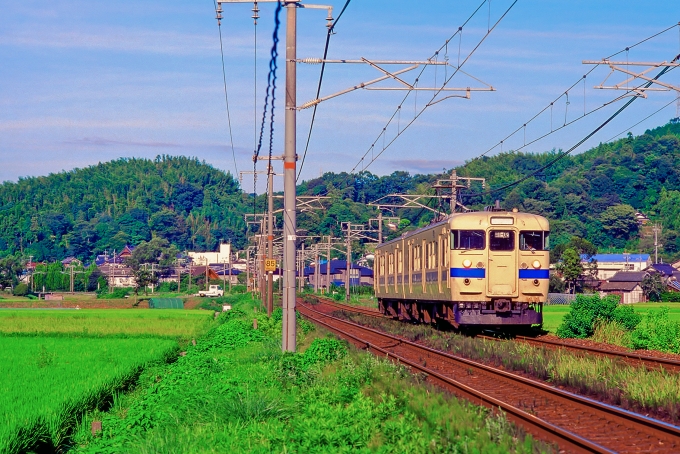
299,300 -> 680,453
479,334 -> 680,373
311,297 -> 680,374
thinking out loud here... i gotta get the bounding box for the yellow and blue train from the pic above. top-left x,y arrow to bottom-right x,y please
374,208 -> 549,327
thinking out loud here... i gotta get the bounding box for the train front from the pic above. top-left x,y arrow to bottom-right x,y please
449,211 -> 549,327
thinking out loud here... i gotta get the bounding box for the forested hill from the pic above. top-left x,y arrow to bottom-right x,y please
296,120 -> 680,259
3,121 -> 680,264
0,156 -> 249,261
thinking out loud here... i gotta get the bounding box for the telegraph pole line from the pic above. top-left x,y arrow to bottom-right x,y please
653,223 -> 662,264
217,0 -> 332,352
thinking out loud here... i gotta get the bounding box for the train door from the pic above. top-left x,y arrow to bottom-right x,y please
487,230 -> 518,296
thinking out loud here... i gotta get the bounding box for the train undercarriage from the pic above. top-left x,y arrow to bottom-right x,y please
378,298 -> 542,329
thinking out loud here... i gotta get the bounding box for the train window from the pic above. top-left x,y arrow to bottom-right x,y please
490,230 -> 515,251
397,250 -> 403,273
520,231 -> 548,250
451,230 -> 485,250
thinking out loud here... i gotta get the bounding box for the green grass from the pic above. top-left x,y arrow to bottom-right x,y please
0,309 -> 213,339
334,311 -> 680,423
542,305 -> 571,333
0,337 -> 178,453
72,299 -> 547,453
543,302 -> 680,334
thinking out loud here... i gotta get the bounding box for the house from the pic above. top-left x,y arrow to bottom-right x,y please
635,212 -> 650,225
599,271 -> 648,304
581,254 -> 651,280
98,263 -> 136,288
304,259 -> 374,289
188,243 -> 232,266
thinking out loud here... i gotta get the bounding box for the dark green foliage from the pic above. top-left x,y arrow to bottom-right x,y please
96,287 -> 131,299
660,292 -> 680,302
641,273 -> 665,302
0,156 -> 247,262
12,283 -> 29,296
631,307 -> 680,353
611,305 -> 642,331
556,294 -> 627,338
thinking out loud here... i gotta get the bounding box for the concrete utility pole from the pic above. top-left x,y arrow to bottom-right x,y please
217,0 -> 333,352
653,223 -> 662,264
267,167 -> 274,315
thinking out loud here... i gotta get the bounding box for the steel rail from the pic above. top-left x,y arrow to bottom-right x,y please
312,296 -> 680,374
479,334 -> 680,373
299,301 -> 680,452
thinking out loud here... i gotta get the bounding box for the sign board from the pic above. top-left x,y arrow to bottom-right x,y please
265,259 -> 277,272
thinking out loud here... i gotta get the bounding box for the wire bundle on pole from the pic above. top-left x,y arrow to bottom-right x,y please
252,0 -> 282,215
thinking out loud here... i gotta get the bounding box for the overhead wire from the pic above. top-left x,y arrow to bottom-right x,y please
605,94 -> 680,143
213,0 -> 239,176
463,23 -> 680,165
464,63 -> 678,198
297,0 -> 353,181
252,0 -> 283,216
350,0 -> 518,173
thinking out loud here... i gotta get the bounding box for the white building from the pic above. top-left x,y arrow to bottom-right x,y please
188,243 -> 231,266
581,254 -> 651,280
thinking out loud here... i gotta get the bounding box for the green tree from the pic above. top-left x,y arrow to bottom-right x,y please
555,248 -> 583,293
0,255 -> 23,289
599,204 -> 639,247
641,273 -> 665,302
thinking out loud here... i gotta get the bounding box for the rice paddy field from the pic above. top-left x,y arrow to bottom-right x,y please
0,309 -> 215,453
0,309 -> 213,339
543,302 -> 680,333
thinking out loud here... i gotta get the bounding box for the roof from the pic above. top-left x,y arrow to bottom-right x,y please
600,281 -> 641,292
608,271 -> 648,282
190,266 -> 220,280
581,254 -> 650,263
650,263 -> 675,276
302,260 -> 373,277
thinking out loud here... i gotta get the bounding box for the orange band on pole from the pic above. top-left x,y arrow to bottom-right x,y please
284,162 -> 296,169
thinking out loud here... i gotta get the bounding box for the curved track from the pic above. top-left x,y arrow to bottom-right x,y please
299,300 -> 680,453
310,296 -> 680,373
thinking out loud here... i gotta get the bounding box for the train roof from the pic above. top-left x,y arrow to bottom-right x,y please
377,210 -> 549,249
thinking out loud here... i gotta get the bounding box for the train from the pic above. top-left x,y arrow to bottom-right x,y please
373,206 -> 549,328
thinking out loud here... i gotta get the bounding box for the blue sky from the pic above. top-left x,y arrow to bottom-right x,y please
1,1 -> 679,193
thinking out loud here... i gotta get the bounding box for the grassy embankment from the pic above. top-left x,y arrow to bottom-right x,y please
0,309 -> 214,453
332,310 -> 680,423
72,296 -> 547,453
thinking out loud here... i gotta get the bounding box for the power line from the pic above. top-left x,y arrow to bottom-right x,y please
297,0 -> 352,181
465,63 -> 677,198
213,0 -> 239,176
605,95 -> 680,143
468,23 -> 680,164
351,0 -> 518,173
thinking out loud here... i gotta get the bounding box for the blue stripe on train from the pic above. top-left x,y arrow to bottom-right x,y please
519,269 -> 550,279
450,268 -> 485,278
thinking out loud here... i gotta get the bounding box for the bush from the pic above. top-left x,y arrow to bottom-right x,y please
631,307 -> 680,354
660,292 -> 680,303
12,283 -> 29,296
611,305 -> 642,331
96,287 -> 132,299
556,294 -> 622,338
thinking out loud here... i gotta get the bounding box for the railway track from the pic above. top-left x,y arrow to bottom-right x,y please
298,300 -> 680,453
308,296 -> 680,373
478,334 -> 680,373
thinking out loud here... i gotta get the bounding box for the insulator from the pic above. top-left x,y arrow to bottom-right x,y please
300,58 -> 323,64
299,99 -> 320,110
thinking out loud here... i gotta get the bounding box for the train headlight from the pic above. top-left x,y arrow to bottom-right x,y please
532,260 -> 541,269
463,259 -> 472,268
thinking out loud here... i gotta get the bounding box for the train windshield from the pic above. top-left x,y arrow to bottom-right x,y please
489,230 -> 515,251
519,231 -> 549,251
451,230 -> 485,250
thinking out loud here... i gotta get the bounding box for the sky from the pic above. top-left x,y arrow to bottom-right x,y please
1,1 -> 680,193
